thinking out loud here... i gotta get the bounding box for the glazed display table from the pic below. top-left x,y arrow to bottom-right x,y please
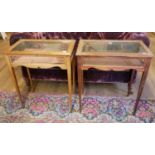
5,39 -> 75,112
76,40 -> 153,114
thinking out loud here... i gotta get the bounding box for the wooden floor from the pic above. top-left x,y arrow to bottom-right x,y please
0,33 -> 155,99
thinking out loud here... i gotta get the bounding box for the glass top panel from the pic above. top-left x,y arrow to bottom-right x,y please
82,41 -> 146,53
12,41 -> 69,52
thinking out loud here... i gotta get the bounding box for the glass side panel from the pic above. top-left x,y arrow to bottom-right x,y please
82,41 -> 146,53
12,41 -> 69,52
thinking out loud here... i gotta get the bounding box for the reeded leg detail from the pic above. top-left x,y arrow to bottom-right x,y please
77,58 -> 83,113
66,58 -> 73,113
133,59 -> 151,115
5,57 -> 24,107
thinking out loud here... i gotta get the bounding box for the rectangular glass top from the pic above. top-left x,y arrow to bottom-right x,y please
82,41 -> 145,53
12,40 -> 69,52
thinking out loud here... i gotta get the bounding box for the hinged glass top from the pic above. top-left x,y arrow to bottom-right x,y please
12,40 -> 69,52
82,41 -> 146,53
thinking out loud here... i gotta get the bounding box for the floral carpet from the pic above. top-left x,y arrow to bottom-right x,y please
0,92 -> 155,123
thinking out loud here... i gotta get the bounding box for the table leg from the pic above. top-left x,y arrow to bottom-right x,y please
66,57 -> 72,112
5,57 -> 24,107
133,58 -> 151,115
77,57 -> 83,112
72,58 -> 76,94
127,70 -> 136,96
26,67 -> 33,91
81,68 -> 84,95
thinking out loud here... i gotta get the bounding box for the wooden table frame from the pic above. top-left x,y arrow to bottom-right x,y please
5,39 -> 76,112
76,40 -> 153,115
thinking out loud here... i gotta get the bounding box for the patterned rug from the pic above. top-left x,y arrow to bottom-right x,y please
0,92 -> 155,123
